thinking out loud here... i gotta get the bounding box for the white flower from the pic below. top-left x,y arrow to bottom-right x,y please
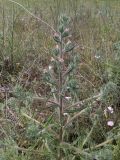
65,96 -> 71,100
107,106 -> 114,113
48,65 -> 52,70
95,55 -> 100,59
56,45 -> 59,49
51,57 -> 55,62
43,69 -> 47,73
67,86 -> 70,89
58,57 -> 64,63
107,120 -> 114,127
65,28 -> 69,32
63,113 -> 68,116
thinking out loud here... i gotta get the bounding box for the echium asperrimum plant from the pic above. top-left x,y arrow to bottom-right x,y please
41,15 -> 117,160
43,15 -> 80,159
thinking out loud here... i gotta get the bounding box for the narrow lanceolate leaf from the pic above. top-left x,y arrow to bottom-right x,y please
60,142 -> 91,157
59,24 -> 64,33
53,36 -> 61,43
62,28 -> 69,38
65,41 -> 75,52
64,107 -> 91,129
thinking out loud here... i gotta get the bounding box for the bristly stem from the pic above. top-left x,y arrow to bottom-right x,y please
50,16 -> 72,159
58,35 -> 64,160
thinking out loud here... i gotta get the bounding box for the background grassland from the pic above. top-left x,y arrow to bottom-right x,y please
0,0 -> 120,160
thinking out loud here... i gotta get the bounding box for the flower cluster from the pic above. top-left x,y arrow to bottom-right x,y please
104,106 -> 114,127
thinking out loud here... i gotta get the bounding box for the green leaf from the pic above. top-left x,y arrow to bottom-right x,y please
62,29 -> 69,38
65,41 -> 75,52
59,24 -> 64,33
52,48 -> 60,56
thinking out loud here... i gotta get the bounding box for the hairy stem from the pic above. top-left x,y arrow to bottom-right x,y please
58,36 -> 64,160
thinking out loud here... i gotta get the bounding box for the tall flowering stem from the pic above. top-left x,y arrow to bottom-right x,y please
59,35 -> 63,143
58,33 -> 64,160
44,15 -> 75,159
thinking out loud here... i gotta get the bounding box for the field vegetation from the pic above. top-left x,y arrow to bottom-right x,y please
0,0 -> 120,159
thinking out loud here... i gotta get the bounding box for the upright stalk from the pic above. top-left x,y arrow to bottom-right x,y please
48,15 -> 74,159
58,36 -> 63,160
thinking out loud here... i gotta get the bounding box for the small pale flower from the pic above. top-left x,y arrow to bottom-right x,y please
107,106 -> 114,113
56,45 -> 59,49
43,69 -> 47,73
58,57 -> 64,63
63,113 -> 68,116
65,28 -> 69,32
65,96 -> 71,100
107,120 -> 114,127
54,32 -> 59,37
67,86 -> 70,89
48,65 -> 52,70
95,55 -> 100,59
51,57 -> 55,62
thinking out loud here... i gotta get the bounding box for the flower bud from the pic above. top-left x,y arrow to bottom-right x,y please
107,106 -> 114,113
62,28 -> 69,38
58,57 -> 64,63
53,32 -> 61,43
65,40 -> 75,52
51,57 -> 55,62
56,45 -> 59,49
65,28 -> 69,32
53,45 -> 60,56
